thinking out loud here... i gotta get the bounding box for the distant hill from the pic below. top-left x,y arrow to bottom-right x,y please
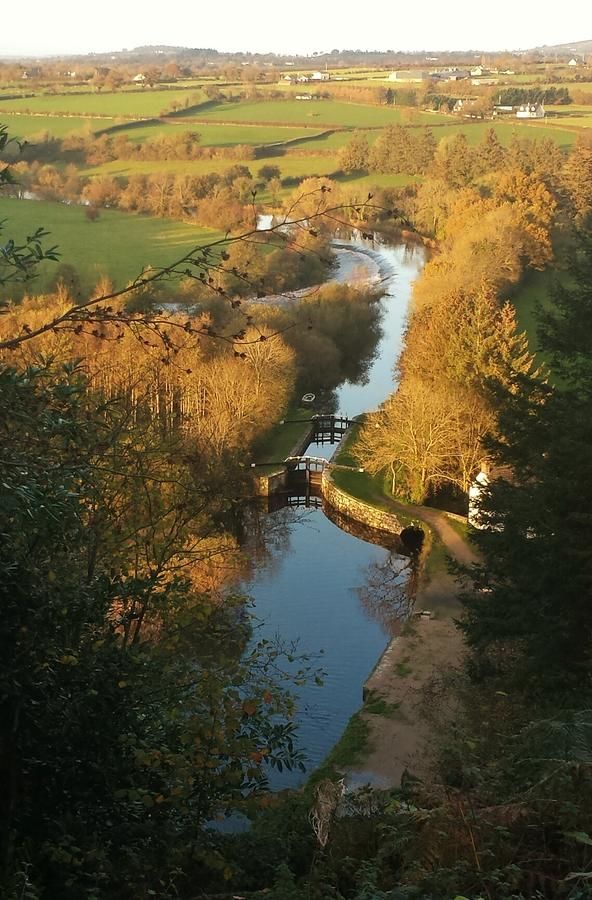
530,39 -> 592,56
70,45 -> 494,68
127,46 -> 220,57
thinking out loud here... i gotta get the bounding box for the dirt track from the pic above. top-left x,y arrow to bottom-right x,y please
345,508 -> 478,789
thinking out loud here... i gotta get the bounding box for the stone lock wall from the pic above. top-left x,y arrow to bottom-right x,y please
321,469 -> 403,535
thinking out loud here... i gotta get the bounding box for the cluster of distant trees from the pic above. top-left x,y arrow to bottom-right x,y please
497,85 -> 572,105
79,130 -> 256,164
338,125 -> 436,175
5,160 -> 280,230
337,125 -> 568,182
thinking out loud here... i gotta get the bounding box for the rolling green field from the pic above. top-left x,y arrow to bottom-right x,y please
80,152 -> 418,206
286,129 -> 362,149
545,81 -> 592,94
2,89 -> 585,287
547,104 -> 592,116
432,119 -> 580,148
0,88 -> 204,118
292,119 -> 583,150
110,120 -> 326,147
543,105 -> 592,129
0,113 -> 109,139
0,198 -> 222,294
544,117 -> 592,130
181,99 -> 451,128
333,171 -> 420,191
2,108 -> 582,158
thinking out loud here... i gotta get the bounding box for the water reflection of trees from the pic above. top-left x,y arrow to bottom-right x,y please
358,552 -> 419,636
323,503 -> 405,553
235,501 -> 316,585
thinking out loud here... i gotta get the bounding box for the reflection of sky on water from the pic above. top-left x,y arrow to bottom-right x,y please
335,240 -> 426,418
245,505 -> 392,787
243,237 -> 425,787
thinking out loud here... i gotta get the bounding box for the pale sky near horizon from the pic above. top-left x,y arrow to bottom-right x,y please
2,0 -> 589,58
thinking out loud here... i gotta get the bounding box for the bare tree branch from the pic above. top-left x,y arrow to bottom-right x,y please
0,189 -> 403,352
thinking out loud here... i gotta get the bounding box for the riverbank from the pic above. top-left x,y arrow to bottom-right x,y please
315,428 -> 478,789
306,498 -> 476,791
344,506 -> 477,789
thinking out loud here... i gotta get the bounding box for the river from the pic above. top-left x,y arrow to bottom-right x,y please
240,233 -> 426,788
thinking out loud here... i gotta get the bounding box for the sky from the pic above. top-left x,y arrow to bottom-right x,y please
2,0 -> 589,57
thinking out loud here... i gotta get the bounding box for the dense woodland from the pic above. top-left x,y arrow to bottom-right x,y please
1,61 -> 592,898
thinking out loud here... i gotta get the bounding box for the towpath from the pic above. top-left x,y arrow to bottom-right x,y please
346,504 -> 478,789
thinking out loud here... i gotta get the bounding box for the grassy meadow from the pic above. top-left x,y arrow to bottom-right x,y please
0,113 -> 108,139
81,152 -> 342,179
0,88 -> 204,118
178,99 -> 452,128
432,119 -> 580,148
0,197 -> 221,295
109,120 -> 326,146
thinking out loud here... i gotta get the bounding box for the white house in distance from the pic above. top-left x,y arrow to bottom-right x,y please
568,57 -> 579,66
132,73 -> 146,83
310,71 -> 330,81
516,103 -> 545,119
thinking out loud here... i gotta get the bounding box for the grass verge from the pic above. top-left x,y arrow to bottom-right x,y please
306,710 -> 371,791
252,403 -> 313,473
331,424 -> 393,510
331,428 -> 419,528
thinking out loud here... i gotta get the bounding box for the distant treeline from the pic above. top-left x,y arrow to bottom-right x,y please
497,85 -> 572,105
5,160 -> 268,230
338,125 -> 567,180
3,129 -> 258,165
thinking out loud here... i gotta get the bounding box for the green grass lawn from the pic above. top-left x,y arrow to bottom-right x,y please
330,427 -> 395,511
252,404 -> 314,470
509,266 -> 573,386
0,197 -> 222,295
432,119 -> 580,148
0,89 -> 203,118
182,99 -> 451,128
0,113 -> 108,139
108,119 -> 325,147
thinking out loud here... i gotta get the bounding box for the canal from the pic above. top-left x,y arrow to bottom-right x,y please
243,235 -> 426,787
